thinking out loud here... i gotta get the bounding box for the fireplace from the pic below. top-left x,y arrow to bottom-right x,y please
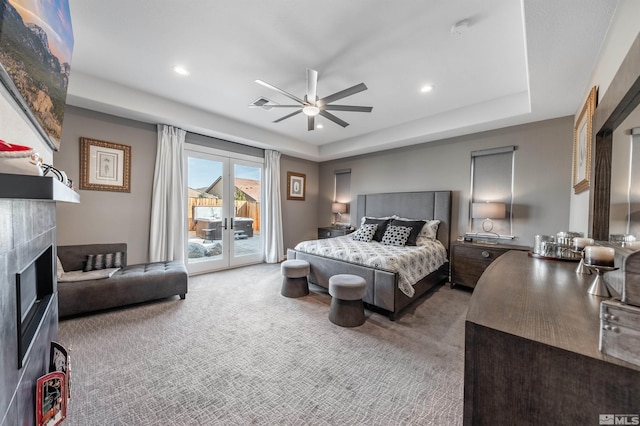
0,174 -> 79,426
16,245 -> 54,368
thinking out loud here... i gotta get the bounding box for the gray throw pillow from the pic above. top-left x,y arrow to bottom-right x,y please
84,252 -> 124,272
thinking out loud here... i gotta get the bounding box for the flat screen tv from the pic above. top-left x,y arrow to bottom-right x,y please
0,0 -> 74,151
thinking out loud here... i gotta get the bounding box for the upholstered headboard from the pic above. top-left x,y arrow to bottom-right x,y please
356,191 -> 452,252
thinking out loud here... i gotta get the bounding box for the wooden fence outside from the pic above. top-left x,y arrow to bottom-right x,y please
188,197 -> 260,232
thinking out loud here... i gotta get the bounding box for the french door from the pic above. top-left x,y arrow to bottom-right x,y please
185,144 -> 263,274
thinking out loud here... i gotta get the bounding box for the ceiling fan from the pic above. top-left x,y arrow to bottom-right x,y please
250,69 -> 373,131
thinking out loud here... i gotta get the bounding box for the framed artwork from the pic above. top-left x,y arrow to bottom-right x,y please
573,86 -> 597,194
287,172 -> 306,201
36,371 -> 66,426
0,0 -> 74,151
79,138 -> 131,192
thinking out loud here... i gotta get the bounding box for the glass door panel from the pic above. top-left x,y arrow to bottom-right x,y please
186,153 -> 229,274
230,160 -> 263,266
185,146 -> 264,274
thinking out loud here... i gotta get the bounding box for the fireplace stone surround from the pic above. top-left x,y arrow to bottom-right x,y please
0,174 -> 78,425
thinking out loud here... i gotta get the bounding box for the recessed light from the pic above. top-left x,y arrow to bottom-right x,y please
172,65 -> 190,76
421,85 -> 434,93
316,123 -> 323,129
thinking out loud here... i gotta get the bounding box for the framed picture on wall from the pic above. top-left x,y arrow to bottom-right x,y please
0,0 -> 74,151
287,172 -> 306,201
79,137 -> 131,192
573,86 -> 597,194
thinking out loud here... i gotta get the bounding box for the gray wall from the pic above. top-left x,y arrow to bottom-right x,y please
55,106 -> 319,263
55,106 -> 572,258
281,155 -> 319,251
54,106 -> 157,264
319,116 -> 574,247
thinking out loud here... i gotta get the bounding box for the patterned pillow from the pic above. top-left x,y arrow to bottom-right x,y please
389,219 -> 426,246
381,225 -> 413,246
84,252 -> 124,272
362,217 -> 392,242
417,220 -> 441,245
351,223 -> 378,242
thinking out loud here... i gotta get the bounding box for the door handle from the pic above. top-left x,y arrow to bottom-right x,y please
230,217 -> 234,229
224,218 -> 228,230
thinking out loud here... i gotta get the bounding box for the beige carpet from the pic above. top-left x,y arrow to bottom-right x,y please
58,263 -> 471,425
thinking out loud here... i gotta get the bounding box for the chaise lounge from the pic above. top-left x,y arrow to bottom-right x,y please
56,243 -> 188,317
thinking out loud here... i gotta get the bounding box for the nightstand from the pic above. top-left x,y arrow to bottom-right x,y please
317,227 -> 353,239
450,241 -> 530,289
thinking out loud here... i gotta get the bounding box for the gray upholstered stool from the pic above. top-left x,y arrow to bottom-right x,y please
280,259 -> 310,298
328,274 -> 367,327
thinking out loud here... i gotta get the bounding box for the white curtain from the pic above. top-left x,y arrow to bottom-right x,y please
149,125 -> 186,262
264,150 -> 285,263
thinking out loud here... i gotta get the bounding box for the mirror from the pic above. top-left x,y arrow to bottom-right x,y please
591,33 -> 640,240
610,105 -> 640,237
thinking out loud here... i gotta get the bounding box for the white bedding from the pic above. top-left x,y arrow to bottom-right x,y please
294,235 -> 447,297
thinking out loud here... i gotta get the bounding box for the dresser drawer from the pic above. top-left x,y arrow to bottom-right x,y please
601,300 -> 640,330
451,270 -> 483,288
450,242 -> 528,289
317,227 -> 352,239
453,245 -> 508,262
600,300 -> 640,367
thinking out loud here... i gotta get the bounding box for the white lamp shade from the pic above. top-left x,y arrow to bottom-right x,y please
472,202 -> 506,219
331,202 -> 347,214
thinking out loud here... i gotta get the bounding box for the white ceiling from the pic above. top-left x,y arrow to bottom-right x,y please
66,0 -> 618,161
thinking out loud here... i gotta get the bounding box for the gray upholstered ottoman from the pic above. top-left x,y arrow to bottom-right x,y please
280,259 -> 310,298
328,274 -> 367,327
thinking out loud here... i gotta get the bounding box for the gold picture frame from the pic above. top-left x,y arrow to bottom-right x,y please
79,137 -> 131,192
287,172 -> 306,201
572,86 -> 597,194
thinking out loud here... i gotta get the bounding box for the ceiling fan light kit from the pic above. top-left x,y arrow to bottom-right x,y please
302,105 -> 320,116
251,68 -> 372,131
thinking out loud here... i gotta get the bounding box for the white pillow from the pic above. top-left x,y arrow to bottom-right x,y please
359,215 -> 396,227
351,223 -> 378,242
417,220 -> 441,245
58,268 -> 121,283
381,225 -> 412,246
56,256 -> 64,280
394,217 -> 441,245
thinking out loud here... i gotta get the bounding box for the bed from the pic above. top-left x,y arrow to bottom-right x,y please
287,191 -> 451,320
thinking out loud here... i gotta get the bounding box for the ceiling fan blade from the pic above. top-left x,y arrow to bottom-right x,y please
306,69 -> 318,105
319,110 -> 349,128
255,79 -> 305,104
273,109 -> 302,123
318,83 -> 368,106
248,105 -> 301,109
248,105 -> 301,108
323,105 -> 373,113
307,115 -> 315,131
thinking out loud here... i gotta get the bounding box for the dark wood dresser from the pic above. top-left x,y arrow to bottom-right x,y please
450,241 -> 529,288
464,250 -> 640,425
